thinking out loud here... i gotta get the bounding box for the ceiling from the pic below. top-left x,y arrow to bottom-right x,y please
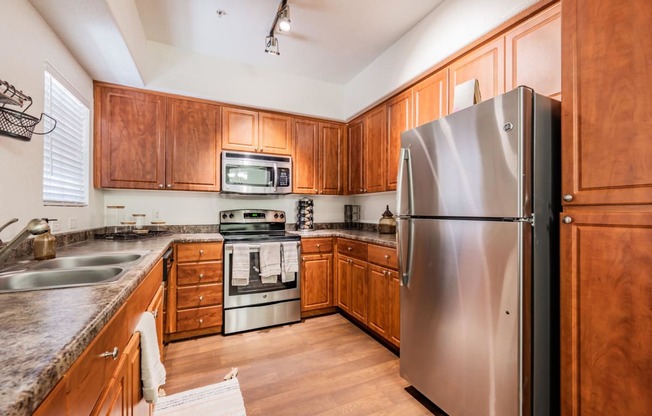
135,0 -> 444,85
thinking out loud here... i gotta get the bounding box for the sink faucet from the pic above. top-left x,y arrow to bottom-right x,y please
0,218 -> 51,266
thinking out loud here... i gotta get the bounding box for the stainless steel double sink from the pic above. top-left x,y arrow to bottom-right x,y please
0,251 -> 149,293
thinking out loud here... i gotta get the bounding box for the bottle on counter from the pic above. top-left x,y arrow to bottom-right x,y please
34,218 -> 57,260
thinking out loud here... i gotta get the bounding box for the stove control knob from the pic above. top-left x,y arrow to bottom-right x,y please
229,213 -> 234,219
274,213 -> 279,219
221,214 -> 227,219
279,213 -> 285,219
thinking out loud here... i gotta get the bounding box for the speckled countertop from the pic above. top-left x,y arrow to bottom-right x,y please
0,229 -> 394,415
0,233 -> 222,416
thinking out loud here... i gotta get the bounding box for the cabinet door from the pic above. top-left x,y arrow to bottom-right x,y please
349,258 -> 369,323
364,105 -> 387,193
561,211 -> 652,416
301,253 -> 334,311
347,118 -> 364,194
259,112 -> 292,155
319,122 -> 345,195
92,337 -> 133,416
449,37 -> 505,112
292,119 -> 319,194
221,107 -> 259,152
146,284 -> 164,360
386,91 -> 411,191
387,270 -> 400,347
96,85 -> 166,189
505,3 -> 561,100
367,264 -> 389,338
412,68 -> 449,128
561,0 -> 652,205
336,256 -> 352,312
165,99 -> 221,191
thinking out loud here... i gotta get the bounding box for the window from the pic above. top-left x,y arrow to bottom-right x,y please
43,67 -> 90,206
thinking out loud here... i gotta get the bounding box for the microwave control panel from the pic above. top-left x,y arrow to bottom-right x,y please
278,169 -> 290,187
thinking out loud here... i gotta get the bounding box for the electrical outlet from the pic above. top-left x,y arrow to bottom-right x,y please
68,218 -> 78,229
51,221 -> 61,232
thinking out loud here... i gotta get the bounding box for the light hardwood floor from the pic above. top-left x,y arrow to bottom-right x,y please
163,314 -> 433,415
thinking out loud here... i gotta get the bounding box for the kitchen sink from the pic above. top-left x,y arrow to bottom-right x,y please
0,267 -> 126,292
30,252 -> 146,270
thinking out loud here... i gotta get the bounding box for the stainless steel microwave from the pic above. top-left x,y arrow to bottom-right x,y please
221,151 -> 292,194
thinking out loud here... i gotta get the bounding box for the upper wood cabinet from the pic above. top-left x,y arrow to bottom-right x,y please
221,107 -> 292,155
412,67 -> 449,128
364,105 -> 387,193
386,91 -> 411,190
95,85 -> 166,190
560,211 -> 652,416
347,117 -> 365,195
293,119 -> 320,194
449,37 -> 505,112
561,0 -> 652,206
505,3 -> 561,100
319,122 -> 345,195
94,84 -> 220,191
166,98 -> 221,191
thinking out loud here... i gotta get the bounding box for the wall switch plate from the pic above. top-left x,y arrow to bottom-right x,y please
68,218 -> 78,229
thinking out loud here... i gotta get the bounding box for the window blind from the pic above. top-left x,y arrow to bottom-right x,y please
43,70 -> 89,206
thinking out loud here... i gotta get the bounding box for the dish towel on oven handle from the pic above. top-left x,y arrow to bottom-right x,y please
259,242 -> 281,283
281,242 -> 299,282
232,244 -> 251,286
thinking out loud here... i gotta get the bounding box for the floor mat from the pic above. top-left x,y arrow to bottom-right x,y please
154,377 -> 246,416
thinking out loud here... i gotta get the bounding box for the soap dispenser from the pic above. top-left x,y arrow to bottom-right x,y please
34,218 -> 56,260
378,205 -> 397,234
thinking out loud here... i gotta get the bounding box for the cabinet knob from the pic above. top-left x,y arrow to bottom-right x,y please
302,257 -> 306,261
158,184 -> 164,189
198,318 -> 203,325
364,189 -> 367,193
199,295 -> 204,301
348,247 -> 352,251
314,189 -> 318,193
316,244 -> 321,248
384,254 -> 390,260
563,194 -> 573,202
199,249 -> 204,255
383,270 -> 388,275
166,184 -> 172,188
348,259 -> 352,264
562,216 -> 573,224
100,347 -> 119,360
198,273 -> 204,279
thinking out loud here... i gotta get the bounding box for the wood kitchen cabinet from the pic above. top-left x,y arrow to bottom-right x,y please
367,264 -> 390,338
505,2 -> 561,100
448,37 -> 504,112
412,68 -> 449,128
346,117 -> 365,195
146,284 -> 164,359
386,91 -> 411,190
336,239 -> 369,324
222,107 -> 292,155
293,120 -> 345,195
363,105 -> 387,193
300,238 -> 335,315
169,242 -> 224,340
560,212 -> 652,416
94,83 -> 221,191
367,244 -> 400,347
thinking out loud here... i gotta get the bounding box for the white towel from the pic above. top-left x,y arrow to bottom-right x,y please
136,311 -> 166,404
259,242 -> 281,283
281,242 -> 299,283
232,244 -> 250,286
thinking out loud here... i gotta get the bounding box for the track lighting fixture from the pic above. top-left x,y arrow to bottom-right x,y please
264,0 -> 291,55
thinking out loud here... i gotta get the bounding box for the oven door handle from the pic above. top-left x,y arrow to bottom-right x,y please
273,163 -> 278,192
224,241 -> 301,253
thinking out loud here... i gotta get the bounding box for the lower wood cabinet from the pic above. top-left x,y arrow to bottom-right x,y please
561,211 -> 652,416
301,238 -> 334,314
34,258 -> 164,415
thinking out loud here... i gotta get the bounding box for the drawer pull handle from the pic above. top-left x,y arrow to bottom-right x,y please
199,273 -> 204,279
384,254 -> 390,260
199,250 -> 204,255
317,244 -> 321,248
348,247 -> 352,251
100,347 -> 119,360
199,318 -> 204,325
199,295 -> 204,301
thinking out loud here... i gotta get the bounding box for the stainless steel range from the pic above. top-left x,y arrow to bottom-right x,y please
220,209 -> 301,334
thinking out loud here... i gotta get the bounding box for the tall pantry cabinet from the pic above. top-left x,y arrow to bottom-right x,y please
560,1 -> 652,415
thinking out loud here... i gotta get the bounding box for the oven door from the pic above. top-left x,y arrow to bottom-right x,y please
223,242 -> 301,308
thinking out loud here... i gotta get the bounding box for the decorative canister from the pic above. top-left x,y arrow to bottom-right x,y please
297,198 -> 314,230
378,205 -> 397,234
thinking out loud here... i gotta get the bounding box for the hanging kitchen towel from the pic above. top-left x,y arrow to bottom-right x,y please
136,311 -> 166,404
281,242 -> 299,282
259,242 -> 281,283
232,244 -> 251,286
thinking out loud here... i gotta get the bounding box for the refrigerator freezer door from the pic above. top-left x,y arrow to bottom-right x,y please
400,87 -> 533,218
400,218 -> 529,416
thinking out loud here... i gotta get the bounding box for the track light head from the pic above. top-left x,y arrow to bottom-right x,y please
265,35 -> 280,55
278,4 -> 291,32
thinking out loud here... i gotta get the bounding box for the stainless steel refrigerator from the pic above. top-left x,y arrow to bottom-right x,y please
397,86 -> 560,416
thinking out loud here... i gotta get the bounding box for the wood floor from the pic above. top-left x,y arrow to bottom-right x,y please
162,314 -> 433,415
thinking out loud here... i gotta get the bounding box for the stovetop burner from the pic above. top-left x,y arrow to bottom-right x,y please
219,209 -> 298,243
94,230 -> 172,241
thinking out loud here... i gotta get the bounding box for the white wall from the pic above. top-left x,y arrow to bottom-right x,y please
343,0 -> 539,117
0,0 -> 102,240
350,192 -> 397,224
104,190 -> 352,227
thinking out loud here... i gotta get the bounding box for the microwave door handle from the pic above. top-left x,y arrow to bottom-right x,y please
273,163 -> 278,192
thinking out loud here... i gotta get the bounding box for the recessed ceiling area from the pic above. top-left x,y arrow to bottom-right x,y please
135,0 -> 444,84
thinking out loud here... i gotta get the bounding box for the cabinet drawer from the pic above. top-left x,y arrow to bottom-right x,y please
177,262 -> 223,285
177,306 -> 223,332
368,244 -> 398,270
177,242 -> 223,262
337,238 -> 368,261
177,284 -> 223,309
302,238 -> 333,254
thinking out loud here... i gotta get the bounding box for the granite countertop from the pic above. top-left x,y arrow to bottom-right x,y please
289,229 -> 397,248
0,233 -> 222,416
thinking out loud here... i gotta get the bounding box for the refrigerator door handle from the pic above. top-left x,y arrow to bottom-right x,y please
397,218 -> 411,286
396,148 -> 412,217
